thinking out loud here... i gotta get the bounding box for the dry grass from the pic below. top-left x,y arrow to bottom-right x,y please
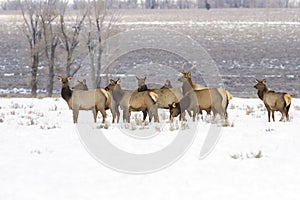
294,105 -> 300,111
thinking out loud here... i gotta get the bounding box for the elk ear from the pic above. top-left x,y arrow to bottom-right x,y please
67,77 -> 72,81
172,102 -> 176,108
83,79 -> 86,84
136,76 -> 139,80
262,79 -> 266,84
255,79 -> 259,83
181,64 -> 185,71
144,76 -> 146,80
116,79 -> 121,84
57,76 -> 62,81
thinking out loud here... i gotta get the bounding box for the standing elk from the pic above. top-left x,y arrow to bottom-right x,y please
168,75 -> 226,122
58,76 -> 114,123
136,76 -> 183,109
72,79 -> 88,90
180,64 -> 232,118
254,79 -> 291,122
160,80 -> 172,89
105,79 -> 159,123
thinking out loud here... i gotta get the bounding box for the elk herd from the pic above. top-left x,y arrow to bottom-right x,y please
58,64 -> 292,125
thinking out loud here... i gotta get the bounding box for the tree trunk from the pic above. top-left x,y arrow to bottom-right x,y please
66,52 -> 72,77
89,51 -> 96,89
31,54 -> 39,97
47,44 -> 56,97
96,46 -> 103,88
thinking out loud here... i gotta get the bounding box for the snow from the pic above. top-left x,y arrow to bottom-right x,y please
0,97 -> 300,200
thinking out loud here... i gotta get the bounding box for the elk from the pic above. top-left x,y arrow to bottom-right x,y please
160,80 -> 172,89
169,75 -> 226,122
136,76 -> 183,109
180,64 -> 232,118
58,76 -> 113,124
72,79 -> 88,90
180,64 -> 206,94
254,79 -> 291,122
105,79 -> 159,123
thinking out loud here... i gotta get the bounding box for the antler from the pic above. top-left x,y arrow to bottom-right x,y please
188,64 -> 196,72
181,63 -> 185,72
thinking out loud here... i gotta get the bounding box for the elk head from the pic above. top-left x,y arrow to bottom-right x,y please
58,76 -> 72,88
136,76 -> 147,87
178,75 -> 189,83
180,64 -> 196,79
72,79 -> 88,90
254,79 -> 267,90
105,79 -> 120,91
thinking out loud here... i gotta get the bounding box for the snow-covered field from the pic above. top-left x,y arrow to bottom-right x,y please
1,97 -> 300,200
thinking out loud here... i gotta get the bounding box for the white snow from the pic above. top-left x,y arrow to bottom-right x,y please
4,73 -> 14,77
0,97 -> 300,200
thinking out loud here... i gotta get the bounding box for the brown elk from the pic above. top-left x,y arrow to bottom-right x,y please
136,76 -> 182,109
160,80 -> 172,89
72,79 -> 88,90
180,64 -> 206,94
58,76 -> 114,123
180,64 -> 232,118
254,79 -> 291,122
169,75 -> 226,122
105,79 -> 159,123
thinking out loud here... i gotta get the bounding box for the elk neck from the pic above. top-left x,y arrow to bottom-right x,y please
138,84 -> 148,92
257,86 -> 268,100
182,80 -> 194,95
112,84 -> 124,101
61,85 -> 72,103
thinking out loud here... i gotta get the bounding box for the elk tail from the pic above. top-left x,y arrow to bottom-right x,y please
225,90 -> 233,101
149,92 -> 159,103
284,94 -> 292,106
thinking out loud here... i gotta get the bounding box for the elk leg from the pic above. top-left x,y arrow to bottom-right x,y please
92,107 -> 98,123
181,112 -> 187,121
122,109 -> 127,123
285,108 -> 290,121
187,110 -> 192,117
149,106 -> 159,122
192,107 -> 199,122
127,111 -> 131,123
272,111 -> 275,122
73,109 -> 79,123
170,115 -> 174,123
279,112 -> 284,121
268,109 -> 271,122
111,104 -> 119,124
142,110 -> 148,122
116,106 -> 120,123
99,107 -> 106,123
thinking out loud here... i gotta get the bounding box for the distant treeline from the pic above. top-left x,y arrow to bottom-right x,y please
1,0 -> 300,10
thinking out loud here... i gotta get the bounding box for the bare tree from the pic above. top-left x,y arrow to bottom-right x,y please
86,0 -> 121,88
40,0 -> 60,97
285,0 -> 290,7
1,0 -> 20,10
59,1 -> 87,77
20,0 -> 43,97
